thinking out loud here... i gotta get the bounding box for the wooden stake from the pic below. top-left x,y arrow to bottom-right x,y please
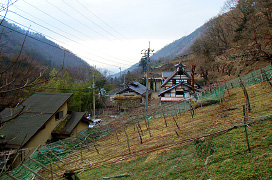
37,150 -> 66,171
239,77 -> 251,112
136,124 -> 143,144
261,69 -> 272,87
29,157 -> 61,178
162,108 -> 168,127
21,164 -> 45,180
124,129 -> 131,153
243,105 -> 251,152
172,116 -> 180,130
174,130 -> 180,137
6,172 -> 18,180
44,147 -> 65,165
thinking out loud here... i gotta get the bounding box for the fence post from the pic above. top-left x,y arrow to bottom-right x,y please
261,69 -> 272,87
243,105 -> 251,153
124,128 -> 131,153
239,77 -> 251,112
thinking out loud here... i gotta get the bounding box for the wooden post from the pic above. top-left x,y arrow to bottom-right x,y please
162,108 -> 168,127
172,116 -> 180,130
261,69 -> 272,87
44,147 -> 66,165
137,121 -> 144,136
29,157 -> 61,178
21,164 -> 45,180
37,150 -> 66,171
243,105 -> 251,152
239,77 -> 251,112
136,124 -> 143,144
6,172 -> 19,180
190,104 -> 195,118
146,114 -> 152,137
174,130 -> 179,137
93,144 -> 100,154
115,131 -> 120,142
124,128 -> 131,153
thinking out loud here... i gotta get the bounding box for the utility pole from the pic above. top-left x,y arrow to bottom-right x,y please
142,41 -> 154,109
92,66 -> 96,120
119,67 -> 122,91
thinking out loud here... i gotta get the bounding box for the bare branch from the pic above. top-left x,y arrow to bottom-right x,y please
0,28 -> 28,75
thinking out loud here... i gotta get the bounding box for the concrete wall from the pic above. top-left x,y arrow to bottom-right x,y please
71,122 -> 88,137
13,103 -> 69,168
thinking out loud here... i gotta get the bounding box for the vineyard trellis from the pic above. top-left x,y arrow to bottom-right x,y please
0,65 -> 272,179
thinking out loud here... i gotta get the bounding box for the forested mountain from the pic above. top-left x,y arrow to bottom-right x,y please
0,19 -> 90,67
150,26 -> 203,61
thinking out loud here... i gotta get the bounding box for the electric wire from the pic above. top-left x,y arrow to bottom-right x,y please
21,0 -> 96,41
9,7 -> 136,64
60,0 -> 122,41
1,1 -> 139,69
11,6 -> 86,42
44,0 -> 111,41
0,15 -> 67,46
74,0 -> 128,40
2,13 -> 76,44
0,23 -> 129,68
2,15 -> 133,67
13,1 -> 138,64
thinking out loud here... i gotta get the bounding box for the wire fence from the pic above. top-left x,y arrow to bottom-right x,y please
1,65 -> 272,180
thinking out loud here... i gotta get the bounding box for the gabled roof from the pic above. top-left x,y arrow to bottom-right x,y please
52,112 -> 88,136
0,92 -> 73,149
159,82 -> 201,96
117,81 -> 152,96
161,65 -> 191,87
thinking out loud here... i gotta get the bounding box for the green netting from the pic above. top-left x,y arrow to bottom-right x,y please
2,65 -> 272,180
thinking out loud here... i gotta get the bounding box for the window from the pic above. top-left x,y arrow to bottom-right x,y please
55,111 -> 63,120
172,79 -> 176,85
176,91 -> 184,96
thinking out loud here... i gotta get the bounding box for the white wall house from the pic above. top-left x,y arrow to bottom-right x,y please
159,63 -> 201,102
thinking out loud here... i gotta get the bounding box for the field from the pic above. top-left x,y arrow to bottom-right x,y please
3,68 -> 272,180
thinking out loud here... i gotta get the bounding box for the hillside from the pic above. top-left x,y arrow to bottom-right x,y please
151,26 -> 203,61
0,19 -> 90,67
3,65 -> 272,179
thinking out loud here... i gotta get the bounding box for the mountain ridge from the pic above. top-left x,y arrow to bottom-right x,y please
0,19 -> 90,68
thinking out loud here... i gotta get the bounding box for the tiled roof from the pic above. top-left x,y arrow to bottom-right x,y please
117,81 -> 152,96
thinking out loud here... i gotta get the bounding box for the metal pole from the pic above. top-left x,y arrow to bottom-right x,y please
93,66 -> 95,120
145,42 -> 150,109
119,67 -> 122,91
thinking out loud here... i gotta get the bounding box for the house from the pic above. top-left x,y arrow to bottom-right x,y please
0,92 -> 89,169
159,63 -> 201,102
114,81 -> 153,109
52,112 -> 89,140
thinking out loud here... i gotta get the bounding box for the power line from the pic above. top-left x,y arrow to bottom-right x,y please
13,1 -> 137,64
9,7 -> 136,64
60,0 -> 122,41
0,23 -> 129,68
21,0 -> 96,41
0,23 -> 62,49
44,0 -> 111,41
2,1 -> 139,68
2,15 -> 133,67
11,6 -> 87,42
2,14 -> 73,45
74,0 -> 128,40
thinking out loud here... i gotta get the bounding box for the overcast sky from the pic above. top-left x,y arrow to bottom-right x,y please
2,0 -> 227,74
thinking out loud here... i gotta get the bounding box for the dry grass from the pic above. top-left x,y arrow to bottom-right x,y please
39,81 -> 272,179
